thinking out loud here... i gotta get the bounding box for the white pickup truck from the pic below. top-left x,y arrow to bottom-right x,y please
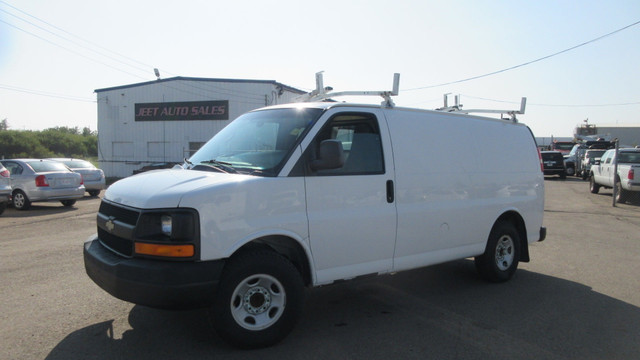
589,148 -> 640,203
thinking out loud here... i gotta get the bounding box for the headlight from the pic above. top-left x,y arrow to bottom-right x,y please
136,209 -> 198,242
161,215 -> 172,236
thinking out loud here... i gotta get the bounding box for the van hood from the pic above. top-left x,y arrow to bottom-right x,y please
104,168 -> 249,209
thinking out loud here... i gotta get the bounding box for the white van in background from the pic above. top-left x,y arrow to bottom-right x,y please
84,77 -> 546,349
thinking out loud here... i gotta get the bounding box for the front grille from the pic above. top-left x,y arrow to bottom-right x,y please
99,201 -> 139,225
98,228 -> 133,257
97,200 -> 140,257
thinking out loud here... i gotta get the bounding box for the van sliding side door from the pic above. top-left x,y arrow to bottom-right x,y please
300,109 -> 397,285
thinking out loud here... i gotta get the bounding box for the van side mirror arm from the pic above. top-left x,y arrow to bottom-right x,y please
310,140 -> 345,171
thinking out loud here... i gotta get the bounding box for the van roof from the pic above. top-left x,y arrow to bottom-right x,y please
257,102 -> 528,125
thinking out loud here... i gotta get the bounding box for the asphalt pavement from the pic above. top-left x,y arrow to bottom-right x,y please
0,178 -> 639,359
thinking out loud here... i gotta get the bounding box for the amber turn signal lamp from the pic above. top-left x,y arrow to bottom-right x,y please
134,243 -> 194,258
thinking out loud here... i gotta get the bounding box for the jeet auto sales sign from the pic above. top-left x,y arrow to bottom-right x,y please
135,100 -> 229,121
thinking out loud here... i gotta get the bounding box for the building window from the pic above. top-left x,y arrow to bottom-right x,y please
148,142 -> 169,158
113,142 -> 133,158
188,142 -> 206,157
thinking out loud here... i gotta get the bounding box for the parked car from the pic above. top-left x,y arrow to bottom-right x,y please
132,162 -> 180,175
48,158 -> 105,197
0,159 -> 85,210
541,151 -> 567,179
580,149 -> 606,180
589,148 -> 640,203
0,163 -> 11,215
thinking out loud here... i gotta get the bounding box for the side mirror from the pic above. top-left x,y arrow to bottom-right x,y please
310,140 -> 345,170
594,159 -> 601,165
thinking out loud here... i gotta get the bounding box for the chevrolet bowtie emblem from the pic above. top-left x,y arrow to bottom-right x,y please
105,217 -> 115,232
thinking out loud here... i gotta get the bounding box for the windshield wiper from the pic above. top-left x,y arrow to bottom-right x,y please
198,159 -> 237,173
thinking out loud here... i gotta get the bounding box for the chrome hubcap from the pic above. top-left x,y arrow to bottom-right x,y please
495,235 -> 514,271
230,274 -> 285,331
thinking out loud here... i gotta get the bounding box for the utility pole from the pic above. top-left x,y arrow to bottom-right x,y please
612,139 -> 619,207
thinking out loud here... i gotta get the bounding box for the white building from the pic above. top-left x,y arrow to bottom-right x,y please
95,77 -> 305,178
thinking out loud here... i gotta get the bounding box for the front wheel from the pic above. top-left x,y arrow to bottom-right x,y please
475,221 -> 520,283
211,250 -> 304,349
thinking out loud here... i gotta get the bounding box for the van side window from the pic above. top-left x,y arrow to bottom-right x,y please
307,113 -> 384,176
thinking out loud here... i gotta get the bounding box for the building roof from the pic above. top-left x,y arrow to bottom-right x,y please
94,76 -> 306,94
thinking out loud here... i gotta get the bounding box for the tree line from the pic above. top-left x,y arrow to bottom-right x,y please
0,125 -> 98,159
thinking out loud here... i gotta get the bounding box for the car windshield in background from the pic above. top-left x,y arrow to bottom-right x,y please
189,107 -> 323,176
618,152 -> 640,164
27,161 -> 69,173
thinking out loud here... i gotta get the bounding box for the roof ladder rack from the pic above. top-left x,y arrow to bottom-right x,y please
295,72 -> 400,108
436,94 -> 527,123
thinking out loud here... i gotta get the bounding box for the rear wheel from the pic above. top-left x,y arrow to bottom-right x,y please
60,200 -> 76,207
12,190 -> 31,210
475,221 -> 520,283
211,250 -> 304,349
0,202 -> 6,215
565,165 -> 575,176
589,175 -> 600,194
88,190 -> 101,197
615,180 -> 629,204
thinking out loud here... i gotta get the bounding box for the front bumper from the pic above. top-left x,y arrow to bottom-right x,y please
83,236 -> 225,310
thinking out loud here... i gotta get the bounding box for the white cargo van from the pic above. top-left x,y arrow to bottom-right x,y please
84,94 -> 546,348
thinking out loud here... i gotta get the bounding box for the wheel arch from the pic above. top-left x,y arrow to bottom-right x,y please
493,210 -> 529,262
229,235 -> 313,287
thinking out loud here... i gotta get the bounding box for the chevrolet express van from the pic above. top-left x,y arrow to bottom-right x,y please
84,101 -> 546,348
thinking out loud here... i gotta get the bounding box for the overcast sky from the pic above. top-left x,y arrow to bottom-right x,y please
1,0 -> 639,138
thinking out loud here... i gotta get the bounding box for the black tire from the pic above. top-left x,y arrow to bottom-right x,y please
589,175 -> 600,194
12,190 -> 31,210
0,202 -> 6,215
60,200 -> 76,207
559,172 -> 567,180
582,171 -> 588,181
615,180 -> 628,204
475,221 -> 520,283
88,190 -> 100,197
211,250 -> 304,349
565,166 -> 575,176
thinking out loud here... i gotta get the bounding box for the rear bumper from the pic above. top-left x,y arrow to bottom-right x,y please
83,236 -> 225,310
27,187 -> 85,202
0,190 -> 10,204
83,180 -> 106,191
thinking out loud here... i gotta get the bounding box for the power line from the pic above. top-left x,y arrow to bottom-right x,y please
403,20 -> 640,91
461,94 -> 640,108
0,19 -> 150,80
0,2 -> 281,103
0,83 -> 95,102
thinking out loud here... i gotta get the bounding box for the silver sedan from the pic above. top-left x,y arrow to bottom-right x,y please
0,163 -> 11,215
48,158 -> 106,197
0,159 -> 85,210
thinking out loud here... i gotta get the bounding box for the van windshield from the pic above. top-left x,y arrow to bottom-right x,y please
188,107 -> 323,176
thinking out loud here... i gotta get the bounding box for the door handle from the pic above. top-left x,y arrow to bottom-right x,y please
386,180 -> 394,203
